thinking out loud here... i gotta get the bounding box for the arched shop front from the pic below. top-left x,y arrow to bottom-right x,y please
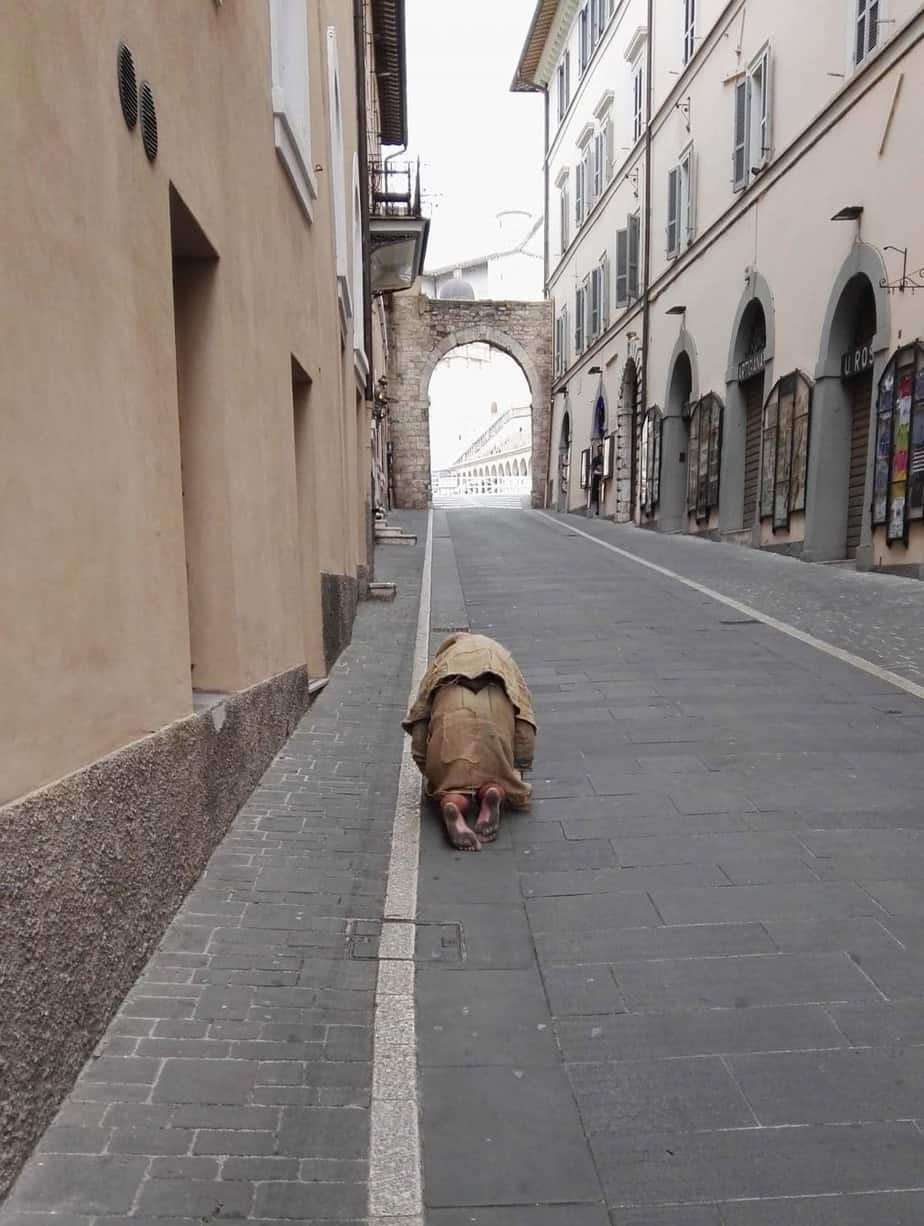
721,272 -> 776,542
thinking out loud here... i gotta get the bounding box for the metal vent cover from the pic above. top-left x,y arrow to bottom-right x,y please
139,81 -> 158,161
117,42 -> 137,130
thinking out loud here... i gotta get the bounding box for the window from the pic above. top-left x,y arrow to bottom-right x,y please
760,371 -> 812,530
683,0 -> 696,64
872,341 -> 924,543
269,0 -> 317,221
633,62 -> 644,142
583,144 -> 594,215
326,28 -> 350,325
579,5 -> 590,74
639,407 -> 663,511
575,285 -> 586,353
855,0 -> 881,65
593,130 -> 605,199
667,147 -> 696,257
575,160 -> 585,228
601,255 -> 611,329
686,393 -> 723,520
351,155 -> 366,378
615,228 -> 628,307
555,312 -> 567,376
591,0 -> 601,48
560,183 -> 571,252
557,51 -> 571,122
585,270 -> 600,340
628,213 -> 641,299
604,115 -> 615,183
733,48 -> 772,191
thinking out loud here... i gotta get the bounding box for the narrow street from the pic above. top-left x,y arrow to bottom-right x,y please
6,509 -> 924,1224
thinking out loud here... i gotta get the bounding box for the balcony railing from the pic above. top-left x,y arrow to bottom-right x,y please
369,159 -> 423,220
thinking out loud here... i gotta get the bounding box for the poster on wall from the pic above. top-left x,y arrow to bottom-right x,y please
910,410 -> 924,518
887,372 -> 913,541
580,448 -> 590,490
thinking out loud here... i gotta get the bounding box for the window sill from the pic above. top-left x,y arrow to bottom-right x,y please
274,111 -> 317,224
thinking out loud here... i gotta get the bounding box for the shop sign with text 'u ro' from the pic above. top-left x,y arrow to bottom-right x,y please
841,344 -> 875,380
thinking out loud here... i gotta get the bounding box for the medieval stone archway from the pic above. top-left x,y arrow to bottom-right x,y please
385,294 -> 553,508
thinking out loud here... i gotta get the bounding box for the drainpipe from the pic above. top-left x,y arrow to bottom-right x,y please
637,0 -> 655,518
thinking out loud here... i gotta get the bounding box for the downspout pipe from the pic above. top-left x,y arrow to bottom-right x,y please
637,0 -> 654,518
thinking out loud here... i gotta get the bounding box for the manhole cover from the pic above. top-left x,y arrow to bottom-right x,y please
414,922 -> 463,963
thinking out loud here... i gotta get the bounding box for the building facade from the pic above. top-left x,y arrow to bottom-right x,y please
419,210 -> 545,302
516,0 -> 924,575
0,0 -> 426,1196
433,405 -> 534,498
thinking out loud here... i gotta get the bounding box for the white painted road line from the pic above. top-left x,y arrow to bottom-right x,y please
535,511 -> 924,705
368,509 -> 432,1224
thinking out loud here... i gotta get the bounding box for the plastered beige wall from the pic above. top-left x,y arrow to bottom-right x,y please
1,1 -> 368,804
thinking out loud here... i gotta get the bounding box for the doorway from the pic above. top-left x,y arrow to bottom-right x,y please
169,186 -> 220,691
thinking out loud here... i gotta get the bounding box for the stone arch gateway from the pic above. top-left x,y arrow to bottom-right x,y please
385,294 -> 553,509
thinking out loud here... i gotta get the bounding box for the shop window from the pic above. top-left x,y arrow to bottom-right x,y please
603,432 -> 616,479
760,370 -> 812,531
580,447 -> 591,490
872,340 -> 924,544
639,406 -> 663,511
686,393 -> 723,520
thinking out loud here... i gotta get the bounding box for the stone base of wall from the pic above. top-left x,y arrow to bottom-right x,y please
763,540 -> 805,558
321,572 -> 359,672
863,561 -> 924,580
0,665 -> 317,1199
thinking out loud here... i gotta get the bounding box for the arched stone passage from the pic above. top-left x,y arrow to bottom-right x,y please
618,358 -> 640,522
385,294 -> 553,508
805,243 -> 892,564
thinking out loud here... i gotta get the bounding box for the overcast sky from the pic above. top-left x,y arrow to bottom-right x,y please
404,0 -> 544,269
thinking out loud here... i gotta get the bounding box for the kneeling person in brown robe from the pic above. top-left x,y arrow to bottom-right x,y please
403,633 -> 536,851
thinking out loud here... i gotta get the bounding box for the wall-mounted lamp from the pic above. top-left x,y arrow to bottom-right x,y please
666,305 -> 686,317
831,205 -> 864,222
588,366 -> 603,375
555,386 -> 569,396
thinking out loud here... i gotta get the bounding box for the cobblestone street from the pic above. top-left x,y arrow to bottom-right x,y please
6,508 -> 924,1224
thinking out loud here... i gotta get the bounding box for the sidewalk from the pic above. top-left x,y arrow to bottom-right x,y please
0,513 -> 427,1225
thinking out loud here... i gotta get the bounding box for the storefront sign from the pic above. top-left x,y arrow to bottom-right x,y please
738,350 -> 766,382
841,344 -> 875,380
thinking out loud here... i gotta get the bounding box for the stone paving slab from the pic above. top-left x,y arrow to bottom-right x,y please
417,509 -> 924,1224
0,515 -> 427,1224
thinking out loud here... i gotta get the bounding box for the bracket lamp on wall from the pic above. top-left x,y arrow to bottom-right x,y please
588,366 -> 603,375
831,205 -> 864,222
666,305 -> 686,316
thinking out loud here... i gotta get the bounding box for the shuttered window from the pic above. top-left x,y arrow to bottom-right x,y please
633,63 -> 644,142
686,394 -> 723,520
615,228 -> 629,307
628,214 -> 641,299
760,371 -> 813,531
666,166 -> 680,257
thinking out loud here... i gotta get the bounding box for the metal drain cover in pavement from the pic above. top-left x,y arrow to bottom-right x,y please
414,922 -> 463,963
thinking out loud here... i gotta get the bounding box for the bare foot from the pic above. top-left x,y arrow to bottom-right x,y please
474,785 -> 503,843
442,802 -> 481,852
